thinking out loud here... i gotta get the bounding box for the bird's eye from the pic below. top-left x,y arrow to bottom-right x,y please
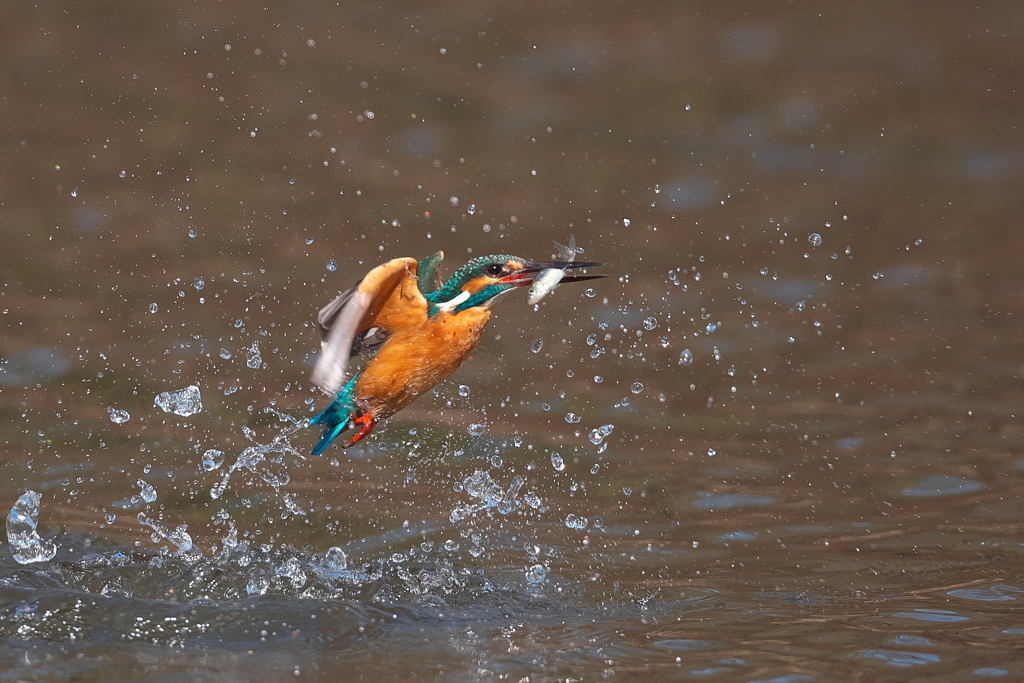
485,263 -> 504,276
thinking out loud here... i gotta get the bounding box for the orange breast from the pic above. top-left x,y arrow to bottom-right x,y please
353,307 -> 493,419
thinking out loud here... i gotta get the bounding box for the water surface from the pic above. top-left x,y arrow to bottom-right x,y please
2,2 -> 1024,680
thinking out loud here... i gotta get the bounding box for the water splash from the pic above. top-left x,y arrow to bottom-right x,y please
209,410 -> 308,518
7,491 -> 57,564
154,385 -> 203,417
449,471 -> 534,523
138,512 -> 199,560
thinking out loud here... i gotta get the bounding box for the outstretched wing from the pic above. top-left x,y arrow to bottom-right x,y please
311,256 -> 430,396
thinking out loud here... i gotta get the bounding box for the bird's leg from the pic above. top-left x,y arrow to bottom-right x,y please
344,411 -> 376,447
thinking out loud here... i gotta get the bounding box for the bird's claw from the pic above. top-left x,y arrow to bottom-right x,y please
344,412 -> 376,447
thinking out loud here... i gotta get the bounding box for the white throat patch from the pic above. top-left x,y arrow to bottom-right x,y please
435,289 -> 471,312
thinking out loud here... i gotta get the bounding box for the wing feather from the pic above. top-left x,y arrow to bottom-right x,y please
311,257 -> 428,396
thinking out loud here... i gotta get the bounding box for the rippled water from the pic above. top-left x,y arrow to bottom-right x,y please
3,2 -> 1024,680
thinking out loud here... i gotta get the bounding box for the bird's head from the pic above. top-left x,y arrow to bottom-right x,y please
425,253 -> 605,313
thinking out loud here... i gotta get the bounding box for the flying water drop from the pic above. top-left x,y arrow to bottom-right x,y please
246,342 -> 262,369
525,564 -> 548,584
136,479 -> 157,503
6,491 -> 57,564
154,385 -> 203,417
202,449 -> 225,471
564,513 -> 588,530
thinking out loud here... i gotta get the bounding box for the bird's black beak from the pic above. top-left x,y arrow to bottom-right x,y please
499,260 -> 608,286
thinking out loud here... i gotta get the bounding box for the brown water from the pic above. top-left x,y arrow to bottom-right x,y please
2,2 -> 1024,680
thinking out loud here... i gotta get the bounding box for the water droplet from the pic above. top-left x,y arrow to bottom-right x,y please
323,546 -> 347,571
246,342 -> 262,369
759,266 -> 769,276
449,196 -> 459,207
712,346 -> 722,361
458,384 -> 471,397
630,382 -> 644,394
326,259 -> 337,272
622,486 -> 632,496
707,448 -> 717,457
193,278 -> 205,291
679,349 -> 694,366
530,338 -> 544,353
593,376 -> 603,383
202,449 -> 225,471
6,491 -> 57,563
794,300 -> 806,312
154,385 -> 203,417
148,303 -> 158,314
564,513 -> 588,529
809,232 -> 822,247
136,479 -> 157,503
467,204 -> 476,215
550,453 -> 565,471
219,348 -> 232,359
107,407 -> 130,424
468,423 -> 486,436
590,463 -> 600,474
565,413 -> 581,424
642,316 -> 657,330
525,563 -> 548,584
584,288 -> 596,298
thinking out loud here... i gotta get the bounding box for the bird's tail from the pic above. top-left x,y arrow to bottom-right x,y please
310,377 -> 358,456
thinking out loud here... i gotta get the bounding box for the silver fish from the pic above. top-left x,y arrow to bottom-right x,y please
527,236 -> 582,304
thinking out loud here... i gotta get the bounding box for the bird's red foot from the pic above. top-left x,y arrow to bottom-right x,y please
344,412 -> 376,447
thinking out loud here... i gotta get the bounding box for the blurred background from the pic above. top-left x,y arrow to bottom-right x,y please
2,1 -> 1024,680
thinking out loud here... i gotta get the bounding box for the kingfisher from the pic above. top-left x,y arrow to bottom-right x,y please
309,251 -> 605,455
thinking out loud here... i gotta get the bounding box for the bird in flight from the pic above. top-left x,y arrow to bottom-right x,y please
309,251 -> 605,455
